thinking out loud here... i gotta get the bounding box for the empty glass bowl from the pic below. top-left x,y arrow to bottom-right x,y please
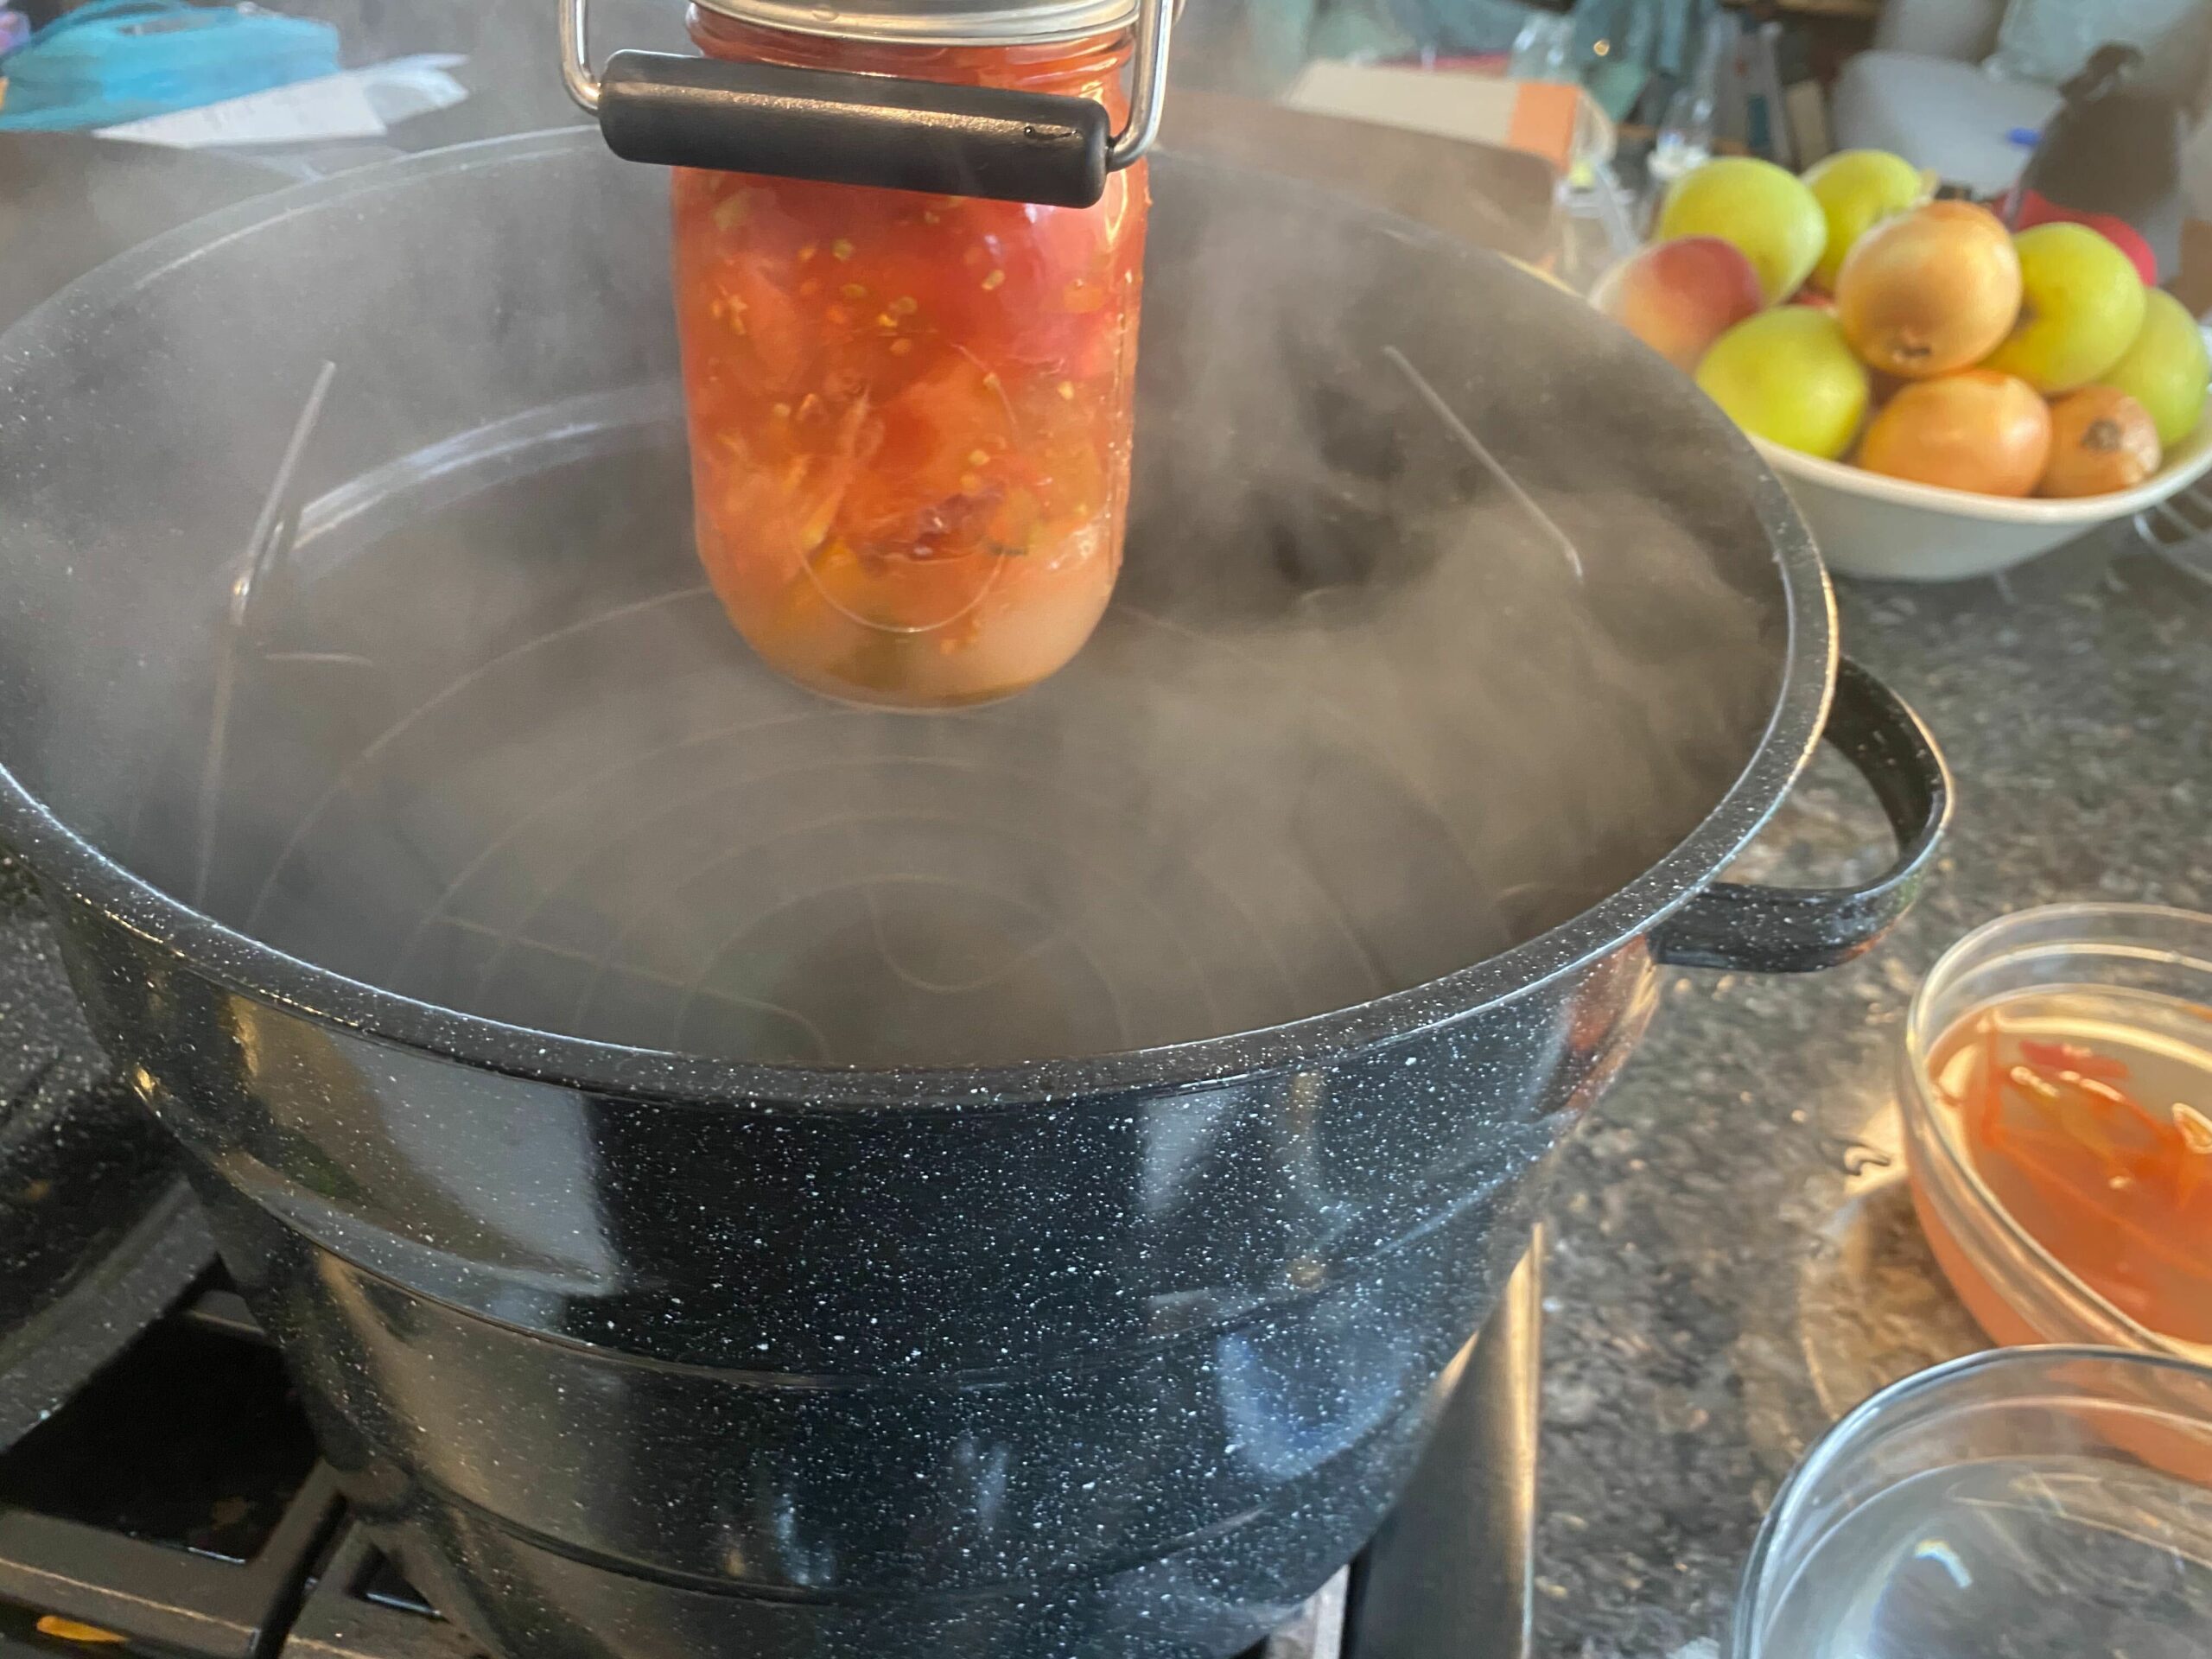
1732,1345 -> 2212,1659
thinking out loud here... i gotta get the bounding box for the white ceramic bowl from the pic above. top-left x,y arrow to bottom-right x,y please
1757,415 -> 2212,583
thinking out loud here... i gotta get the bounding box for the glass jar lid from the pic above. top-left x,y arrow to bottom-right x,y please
690,0 -> 1141,46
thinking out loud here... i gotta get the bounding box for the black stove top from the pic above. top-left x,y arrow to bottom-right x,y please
0,1256 -> 1539,1659
0,1278 -> 461,1659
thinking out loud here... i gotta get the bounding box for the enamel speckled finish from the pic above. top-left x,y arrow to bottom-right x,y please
66,902 -> 1651,1657
0,136 -> 1943,1657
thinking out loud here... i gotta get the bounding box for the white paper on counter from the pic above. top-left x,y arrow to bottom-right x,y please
97,54 -> 468,149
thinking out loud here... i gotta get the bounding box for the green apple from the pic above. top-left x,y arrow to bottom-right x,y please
2097,288 -> 2209,448
1983,223 -> 2147,394
1659,156 -> 1827,305
1696,308 -> 1871,459
1802,149 -> 1932,292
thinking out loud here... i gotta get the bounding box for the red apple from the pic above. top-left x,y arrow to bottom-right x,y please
1591,236 -> 1766,373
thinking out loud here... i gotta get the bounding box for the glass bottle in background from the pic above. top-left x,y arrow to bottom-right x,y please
1509,10 -> 1576,83
1647,10 -> 1732,225
671,4 -> 1149,710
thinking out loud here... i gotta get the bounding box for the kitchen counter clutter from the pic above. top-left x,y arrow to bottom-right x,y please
1535,525 -> 2212,1658
0,19 -> 2201,1649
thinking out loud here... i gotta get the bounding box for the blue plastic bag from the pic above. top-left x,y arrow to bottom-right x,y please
0,0 -> 341,131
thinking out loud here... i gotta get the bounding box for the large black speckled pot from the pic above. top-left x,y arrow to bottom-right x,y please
0,134 -> 1945,1659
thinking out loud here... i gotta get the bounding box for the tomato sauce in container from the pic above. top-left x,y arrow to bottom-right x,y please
669,2 -> 1149,707
1925,1005 -> 2212,1346
1901,905 -> 2212,1363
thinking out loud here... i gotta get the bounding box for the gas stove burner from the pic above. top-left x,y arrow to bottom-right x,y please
0,1252 -> 1538,1659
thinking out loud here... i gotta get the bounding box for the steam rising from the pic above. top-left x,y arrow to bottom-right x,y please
0,132 -> 1777,1071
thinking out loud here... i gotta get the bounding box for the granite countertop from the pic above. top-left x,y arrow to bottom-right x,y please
1534,523 -> 2212,1659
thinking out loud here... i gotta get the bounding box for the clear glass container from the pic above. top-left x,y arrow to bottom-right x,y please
671,5 -> 1149,708
1508,11 -> 1577,84
1733,1346 -> 2212,1659
1901,904 -> 2212,1360
1647,10 -> 1731,205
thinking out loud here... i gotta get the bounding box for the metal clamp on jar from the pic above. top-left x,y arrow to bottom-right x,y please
559,0 -> 1173,207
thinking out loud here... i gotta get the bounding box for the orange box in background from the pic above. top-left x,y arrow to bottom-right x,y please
1505,80 -> 1588,174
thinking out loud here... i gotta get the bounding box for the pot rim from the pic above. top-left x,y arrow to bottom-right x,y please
0,130 -> 1838,1110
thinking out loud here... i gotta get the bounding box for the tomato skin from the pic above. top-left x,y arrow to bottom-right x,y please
671,16 -> 1147,709
1927,1012 -> 2212,1348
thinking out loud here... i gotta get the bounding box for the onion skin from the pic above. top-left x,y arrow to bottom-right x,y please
1835,202 -> 2022,381
1859,370 -> 2052,498
2039,387 -> 2161,499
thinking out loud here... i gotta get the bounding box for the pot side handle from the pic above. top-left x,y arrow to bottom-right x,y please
1651,659 -> 1952,975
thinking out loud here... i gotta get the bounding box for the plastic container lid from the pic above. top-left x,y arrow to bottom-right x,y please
691,0 -> 1139,46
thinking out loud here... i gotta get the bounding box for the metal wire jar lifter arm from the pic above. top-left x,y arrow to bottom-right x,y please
559,0 -> 1171,208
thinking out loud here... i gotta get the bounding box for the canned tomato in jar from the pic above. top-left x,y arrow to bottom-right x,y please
670,3 -> 1149,708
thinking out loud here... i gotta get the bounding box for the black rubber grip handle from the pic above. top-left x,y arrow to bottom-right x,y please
1652,659 -> 1953,975
598,51 -> 1110,208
